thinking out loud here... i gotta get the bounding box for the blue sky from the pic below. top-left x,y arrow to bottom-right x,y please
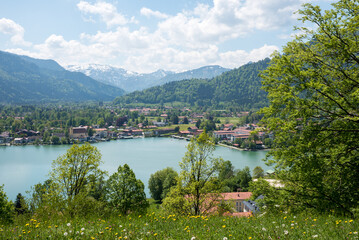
0,0 -> 334,73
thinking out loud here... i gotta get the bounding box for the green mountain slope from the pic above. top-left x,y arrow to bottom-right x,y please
114,59 -> 270,108
0,51 -> 125,103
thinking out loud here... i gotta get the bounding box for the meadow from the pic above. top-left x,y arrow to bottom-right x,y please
1,209 -> 357,239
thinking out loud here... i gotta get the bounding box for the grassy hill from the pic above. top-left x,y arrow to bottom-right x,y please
114,59 -> 270,109
0,51 -> 125,103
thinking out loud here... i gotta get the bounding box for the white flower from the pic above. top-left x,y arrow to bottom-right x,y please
81,232 -> 84,235
291,223 -> 294,226
76,231 -> 79,234
282,224 -> 285,227
284,230 -> 289,235
262,227 -> 267,231
64,232 -> 68,236
312,235 -> 318,238
354,232 -> 358,235
191,237 -> 196,240
67,223 -> 71,227
223,237 -> 228,240
275,204 -> 280,208
81,227 -> 85,231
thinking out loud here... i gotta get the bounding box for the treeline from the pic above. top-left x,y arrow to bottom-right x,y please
114,59 -> 270,109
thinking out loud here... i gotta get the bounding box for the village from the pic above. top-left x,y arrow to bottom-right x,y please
0,107 -> 272,150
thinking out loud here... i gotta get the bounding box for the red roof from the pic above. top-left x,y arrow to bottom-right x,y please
222,192 -> 252,200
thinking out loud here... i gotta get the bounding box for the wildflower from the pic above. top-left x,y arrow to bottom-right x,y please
81,232 -> 84,235
76,231 -> 79,234
191,237 -> 196,240
222,225 -> 226,228
223,237 -> 228,240
81,227 -> 85,231
312,235 -> 318,238
353,232 -> 358,234
262,227 -> 267,231
284,230 -> 289,235
67,223 -> 71,227
64,232 -> 68,236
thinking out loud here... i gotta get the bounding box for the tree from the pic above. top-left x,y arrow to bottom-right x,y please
253,166 -> 265,178
51,135 -> 60,145
260,0 -> 359,216
106,164 -> 149,214
14,193 -> 27,215
0,185 -> 13,223
148,167 -> 178,203
50,143 -> 103,201
183,117 -> 189,124
163,131 -> 223,215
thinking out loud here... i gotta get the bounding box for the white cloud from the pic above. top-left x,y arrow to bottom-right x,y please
140,7 -> 169,19
5,0 -> 308,72
77,1 -> 134,27
0,18 -> 31,46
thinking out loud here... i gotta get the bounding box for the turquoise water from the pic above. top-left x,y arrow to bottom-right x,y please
0,138 -> 270,201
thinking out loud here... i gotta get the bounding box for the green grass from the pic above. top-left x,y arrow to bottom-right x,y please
1,211 -> 357,239
218,117 -> 240,125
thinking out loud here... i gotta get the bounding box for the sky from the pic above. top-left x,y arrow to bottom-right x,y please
0,0 -> 334,73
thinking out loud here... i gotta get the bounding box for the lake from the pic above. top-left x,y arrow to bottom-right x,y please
0,137 -> 271,201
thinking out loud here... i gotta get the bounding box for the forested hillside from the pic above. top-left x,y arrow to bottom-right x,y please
0,51 -> 125,103
114,59 -> 270,109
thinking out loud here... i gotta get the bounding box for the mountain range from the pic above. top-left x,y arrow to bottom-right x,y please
114,58 -> 270,109
0,51 -> 125,103
65,64 -> 230,92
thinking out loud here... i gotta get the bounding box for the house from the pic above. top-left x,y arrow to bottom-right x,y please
153,128 -> 176,135
94,128 -> 108,138
132,129 -> 143,136
14,138 -> 25,144
213,131 -> 235,140
221,192 -> 252,213
242,195 -> 264,214
0,132 -> 12,143
188,126 -> 198,132
69,126 -> 88,139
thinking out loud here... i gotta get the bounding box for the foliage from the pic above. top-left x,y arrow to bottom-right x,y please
260,0 -> 359,217
106,164 -> 149,214
163,131 -> 224,215
0,185 -> 13,224
114,59 -> 270,109
148,167 -> 178,203
218,161 -> 252,192
50,143 -> 104,201
253,166 -> 265,178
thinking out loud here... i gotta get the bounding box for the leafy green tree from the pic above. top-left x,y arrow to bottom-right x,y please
50,143 -> 103,201
238,166 -> 252,191
253,166 -> 265,178
51,135 -> 60,145
260,0 -> 359,216
0,185 -> 13,223
148,167 -> 178,203
163,131 -> 223,215
106,164 -> 149,214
